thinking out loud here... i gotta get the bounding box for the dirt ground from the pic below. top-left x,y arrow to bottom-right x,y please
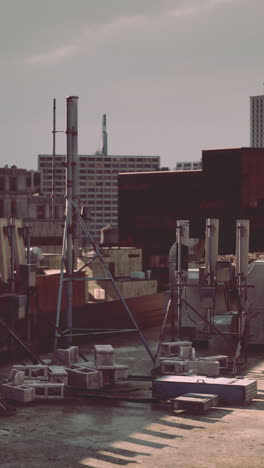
1,328 -> 264,468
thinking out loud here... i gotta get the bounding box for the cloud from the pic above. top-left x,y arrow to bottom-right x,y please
25,43 -> 79,64
24,13 -> 147,66
166,7 -> 198,18
166,0 -> 241,17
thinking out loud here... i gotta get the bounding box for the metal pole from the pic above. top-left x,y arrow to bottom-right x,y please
54,202 -> 70,351
205,218 -> 219,285
26,223 -> 30,265
176,221 -> 182,339
70,96 -> 80,263
52,98 -> 56,222
65,96 -> 74,346
10,218 -> 15,293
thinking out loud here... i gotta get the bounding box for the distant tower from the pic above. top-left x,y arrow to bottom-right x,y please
102,114 -> 108,156
250,95 -> 264,147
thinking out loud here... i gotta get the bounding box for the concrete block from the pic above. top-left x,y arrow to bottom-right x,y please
26,382 -> 64,399
1,383 -> 34,402
13,371 -> 25,386
160,360 -> 185,375
42,359 -> 52,365
48,366 -> 68,385
199,355 -> 229,369
71,361 -> 96,369
54,346 -> 79,367
67,367 -> 103,389
94,344 -> 115,366
8,368 -> 18,382
179,346 -> 193,360
13,365 -> 48,381
160,356 -> 182,361
160,341 -> 192,358
96,364 -> 129,385
196,361 -> 220,377
97,367 -> 115,386
112,365 -> 129,381
182,360 -> 200,374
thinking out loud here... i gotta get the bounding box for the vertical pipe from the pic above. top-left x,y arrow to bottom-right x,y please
54,202 -> 70,351
26,223 -> 30,265
70,97 -> 80,263
235,219 -> 249,281
25,222 -> 31,345
176,221 -> 182,339
205,218 -> 219,285
52,98 -> 56,222
236,219 -> 249,315
65,96 -> 74,346
102,114 -> 107,156
10,218 -> 15,293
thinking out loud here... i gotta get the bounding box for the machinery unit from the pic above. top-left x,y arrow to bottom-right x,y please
0,294 -> 27,320
19,264 -> 36,289
164,218 -> 264,372
215,260 -> 233,283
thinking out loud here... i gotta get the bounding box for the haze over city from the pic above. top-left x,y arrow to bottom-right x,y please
1,0 -> 264,170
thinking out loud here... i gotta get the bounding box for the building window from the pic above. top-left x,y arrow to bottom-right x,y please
11,199 -> 16,217
37,205 -> 45,219
0,199 -> 3,217
54,206 -> 61,219
9,177 -> 17,192
0,177 -> 5,191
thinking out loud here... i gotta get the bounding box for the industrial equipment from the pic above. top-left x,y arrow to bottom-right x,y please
164,218 -> 259,374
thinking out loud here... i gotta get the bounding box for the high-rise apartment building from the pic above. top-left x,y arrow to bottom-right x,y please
250,94 -> 264,147
38,154 -> 160,240
175,161 -> 202,171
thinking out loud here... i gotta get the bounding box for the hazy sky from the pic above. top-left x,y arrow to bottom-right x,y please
1,0 -> 264,170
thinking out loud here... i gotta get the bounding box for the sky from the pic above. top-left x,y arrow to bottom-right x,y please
1,0 -> 264,170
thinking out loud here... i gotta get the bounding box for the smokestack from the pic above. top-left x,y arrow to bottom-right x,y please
102,113 -> 108,156
65,95 -> 79,344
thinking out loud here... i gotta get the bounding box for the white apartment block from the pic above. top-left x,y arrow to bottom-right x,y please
38,154 -> 160,240
250,95 -> 264,147
175,161 -> 202,171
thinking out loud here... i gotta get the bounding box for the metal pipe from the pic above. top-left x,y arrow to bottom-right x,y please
176,221 -> 182,339
65,96 -> 75,346
54,200 -> 70,350
235,220 -> 249,335
10,218 -> 15,293
25,223 -> 30,265
205,218 -> 219,285
52,98 -> 56,222
70,96 -> 80,262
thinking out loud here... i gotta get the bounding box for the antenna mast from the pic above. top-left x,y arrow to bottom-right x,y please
102,113 -> 108,156
52,98 -> 56,221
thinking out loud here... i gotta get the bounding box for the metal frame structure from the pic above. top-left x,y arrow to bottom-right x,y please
53,96 -> 154,363
157,218 -> 251,375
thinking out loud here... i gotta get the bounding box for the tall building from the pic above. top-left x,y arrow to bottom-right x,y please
175,161 -> 202,171
0,165 -> 40,218
119,147 -> 264,259
0,164 -> 65,252
38,154 -> 160,241
250,94 -> 264,147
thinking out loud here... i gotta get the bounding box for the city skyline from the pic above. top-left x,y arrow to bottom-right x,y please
1,0 -> 264,170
